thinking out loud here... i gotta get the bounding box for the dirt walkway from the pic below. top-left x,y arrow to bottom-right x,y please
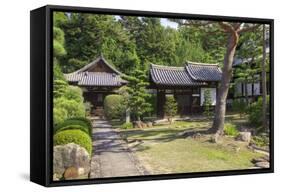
90,119 -> 147,178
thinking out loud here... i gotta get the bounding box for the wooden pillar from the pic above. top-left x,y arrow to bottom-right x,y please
157,89 -> 165,118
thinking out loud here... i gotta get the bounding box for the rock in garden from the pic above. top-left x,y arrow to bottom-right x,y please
141,121 -> 147,128
262,155 -> 270,162
237,132 -> 251,143
153,119 -> 169,125
252,157 -> 267,164
53,143 -> 91,180
147,122 -> 153,128
64,167 -> 79,180
210,133 -> 222,144
134,121 -> 143,128
255,161 -> 270,168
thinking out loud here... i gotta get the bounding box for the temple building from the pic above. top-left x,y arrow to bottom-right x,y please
149,62 -> 222,117
65,56 -> 222,117
64,56 -> 127,116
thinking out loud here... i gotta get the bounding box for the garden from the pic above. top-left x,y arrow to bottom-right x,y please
104,91 -> 270,173
51,12 -> 271,180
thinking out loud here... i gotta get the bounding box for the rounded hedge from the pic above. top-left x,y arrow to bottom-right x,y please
55,124 -> 90,135
121,122 -> 133,129
104,94 -> 125,120
69,117 -> 92,130
54,129 -> 92,155
55,117 -> 92,135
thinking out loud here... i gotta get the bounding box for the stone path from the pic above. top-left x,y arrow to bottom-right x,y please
90,118 -> 147,178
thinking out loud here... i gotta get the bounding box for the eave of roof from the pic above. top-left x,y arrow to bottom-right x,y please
150,63 -> 206,86
185,61 -> 222,82
65,72 -> 127,87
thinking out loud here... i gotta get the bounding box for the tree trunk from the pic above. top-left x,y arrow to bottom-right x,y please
210,32 -> 239,134
261,24 -> 267,131
245,80 -> 249,105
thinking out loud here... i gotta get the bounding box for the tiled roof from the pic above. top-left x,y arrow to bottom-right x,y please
185,61 -> 222,82
65,72 -> 127,87
150,64 -> 205,86
150,62 -> 222,86
74,55 -> 122,75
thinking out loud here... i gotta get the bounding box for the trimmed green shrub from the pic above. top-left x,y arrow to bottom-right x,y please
55,117 -> 92,135
64,86 -> 84,103
54,129 -> 92,155
164,95 -> 178,123
203,89 -> 213,118
121,122 -> 133,129
224,123 -> 239,137
55,124 -> 90,135
247,96 -> 269,127
53,107 -> 67,125
104,94 -> 125,120
53,79 -> 68,98
69,117 -> 92,130
54,97 -> 86,119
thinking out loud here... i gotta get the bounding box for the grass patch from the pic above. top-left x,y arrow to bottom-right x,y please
117,114 -> 264,174
135,137 -> 263,174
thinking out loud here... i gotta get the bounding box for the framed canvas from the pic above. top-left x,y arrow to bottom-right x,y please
30,5 -> 274,187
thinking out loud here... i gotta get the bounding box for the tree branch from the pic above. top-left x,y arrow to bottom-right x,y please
218,22 -> 236,33
238,24 -> 261,34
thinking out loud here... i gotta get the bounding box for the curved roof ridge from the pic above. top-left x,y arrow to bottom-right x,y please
150,63 -> 185,70
186,60 -> 219,66
74,55 -> 122,75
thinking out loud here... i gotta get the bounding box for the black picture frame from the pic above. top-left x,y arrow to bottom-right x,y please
30,4 -> 274,187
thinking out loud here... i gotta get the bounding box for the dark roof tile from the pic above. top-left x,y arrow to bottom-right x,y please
186,61 -> 222,81
65,72 -> 127,87
150,64 -> 205,86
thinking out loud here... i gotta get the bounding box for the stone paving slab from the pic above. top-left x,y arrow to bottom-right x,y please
90,119 -> 148,178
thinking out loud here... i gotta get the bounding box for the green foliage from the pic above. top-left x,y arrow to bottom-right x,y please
146,94 -> 157,116
203,89 -> 213,118
53,27 -> 66,57
53,107 -> 68,125
53,79 -> 68,98
55,117 -> 92,135
54,60 -> 65,80
55,124 -> 90,136
68,117 -> 93,129
54,129 -> 92,155
251,135 -> 269,147
121,122 -> 133,129
164,95 -> 178,121
247,96 -> 269,127
232,99 -> 247,118
104,94 -> 125,120
224,123 -> 239,137
64,86 -> 84,103
54,97 -> 86,120
122,70 -> 152,121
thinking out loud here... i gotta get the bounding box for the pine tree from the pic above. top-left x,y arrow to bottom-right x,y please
164,96 -> 178,124
122,70 -> 152,121
203,89 -> 213,118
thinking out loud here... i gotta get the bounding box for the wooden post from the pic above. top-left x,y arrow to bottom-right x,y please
157,89 -> 165,118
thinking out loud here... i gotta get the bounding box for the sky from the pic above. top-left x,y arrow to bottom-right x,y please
114,15 -> 178,29
160,18 -> 178,29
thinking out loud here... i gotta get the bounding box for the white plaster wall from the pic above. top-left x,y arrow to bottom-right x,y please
253,82 -> 261,95
200,88 -> 216,106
